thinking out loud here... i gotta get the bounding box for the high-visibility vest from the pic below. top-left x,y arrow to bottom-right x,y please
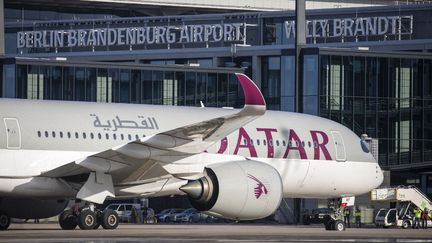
414,209 -> 422,218
355,211 -> 361,217
344,209 -> 350,216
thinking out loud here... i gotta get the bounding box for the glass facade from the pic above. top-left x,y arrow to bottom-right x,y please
2,60 -> 242,108
319,54 -> 432,170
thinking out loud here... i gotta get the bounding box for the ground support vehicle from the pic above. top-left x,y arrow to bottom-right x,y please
303,208 -> 336,225
372,186 -> 432,228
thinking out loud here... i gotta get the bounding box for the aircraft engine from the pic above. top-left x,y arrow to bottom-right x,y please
180,160 -> 283,220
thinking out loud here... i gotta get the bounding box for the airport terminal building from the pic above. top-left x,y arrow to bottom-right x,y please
1,0 -> 432,222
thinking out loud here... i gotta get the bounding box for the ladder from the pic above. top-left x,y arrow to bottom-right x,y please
371,186 -> 432,210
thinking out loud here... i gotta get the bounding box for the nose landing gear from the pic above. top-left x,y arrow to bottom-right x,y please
322,199 -> 346,231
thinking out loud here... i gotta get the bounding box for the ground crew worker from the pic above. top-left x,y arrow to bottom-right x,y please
422,208 -> 429,229
355,207 -> 361,228
413,207 -> 421,229
131,206 -> 139,224
142,207 -> 148,224
344,207 -> 351,228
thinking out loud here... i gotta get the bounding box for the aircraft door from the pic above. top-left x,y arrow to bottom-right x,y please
3,118 -> 21,149
331,131 -> 346,162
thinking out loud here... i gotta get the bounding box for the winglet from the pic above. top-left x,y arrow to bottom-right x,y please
235,73 -> 266,106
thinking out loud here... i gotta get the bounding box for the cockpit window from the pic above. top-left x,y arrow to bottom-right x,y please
360,140 -> 370,153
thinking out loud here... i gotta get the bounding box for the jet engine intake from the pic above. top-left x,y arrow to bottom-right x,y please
180,160 -> 283,220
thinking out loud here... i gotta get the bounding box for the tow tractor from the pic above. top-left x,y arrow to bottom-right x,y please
371,186 -> 432,228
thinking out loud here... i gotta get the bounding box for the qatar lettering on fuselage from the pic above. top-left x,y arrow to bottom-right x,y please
216,127 -> 333,160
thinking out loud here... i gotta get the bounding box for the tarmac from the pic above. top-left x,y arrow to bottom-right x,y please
1,223 -> 432,243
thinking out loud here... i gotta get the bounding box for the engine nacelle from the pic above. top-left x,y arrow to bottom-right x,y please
181,160 -> 283,220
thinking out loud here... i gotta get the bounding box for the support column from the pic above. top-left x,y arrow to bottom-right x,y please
295,0 -> 306,113
293,0 -> 306,224
252,55 -> 262,89
212,57 -> 220,67
0,0 -> 4,56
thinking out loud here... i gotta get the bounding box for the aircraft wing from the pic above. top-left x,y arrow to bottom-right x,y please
42,73 -> 266,203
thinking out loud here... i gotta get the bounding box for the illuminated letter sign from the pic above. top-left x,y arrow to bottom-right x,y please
17,23 -> 246,50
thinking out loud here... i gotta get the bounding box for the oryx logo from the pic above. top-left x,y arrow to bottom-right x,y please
247,174 -> 268,199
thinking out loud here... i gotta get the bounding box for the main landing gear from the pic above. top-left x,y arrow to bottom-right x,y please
58,204 -> 119,230
322,199 -> 346,231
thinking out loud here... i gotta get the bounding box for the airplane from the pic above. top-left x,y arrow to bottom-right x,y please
0,73 -> 383,231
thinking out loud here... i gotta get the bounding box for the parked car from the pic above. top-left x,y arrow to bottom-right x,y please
303,208 -> 336,225
105,203 -> 141,223
170,208 -> 196,222
157,208 -> 184,223
170,208 -> 207,223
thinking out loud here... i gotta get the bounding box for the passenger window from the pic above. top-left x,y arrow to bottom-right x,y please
37,131 -> 41,137
276,140 -> 280,146
121,134 -> 124,140
59,131 -> 63,138
128,134 -> 132,140
105,133 -> 109,140
257,139 -> 260,145
45,131 -> 48,138
288,141 -> 292,147
125,205 -> 132,211
244,139 -> 247,144
269,139 -> 273,147
301,141 -> 305,147
90,133 -> 94,139
135,135 -> 139,140
250,139 -> 253,145
308,141 -> 311,147
75,132 -> 79,139
98,133 -> 102,139
282,140 -> 286,146
83,133 -> 86,139
113,134 -> 117,140
67,132 -> 71,138
263,140 -> 267,146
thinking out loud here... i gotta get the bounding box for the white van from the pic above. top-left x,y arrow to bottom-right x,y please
105,203 -> 141,223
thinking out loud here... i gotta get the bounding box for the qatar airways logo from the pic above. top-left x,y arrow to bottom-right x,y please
216,128 -> 333,161
247,174 -> 268,199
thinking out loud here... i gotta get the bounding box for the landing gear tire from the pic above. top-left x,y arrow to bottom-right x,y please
0,211 -> 10,231
101,209 -> 119,230
59,209 -> 77,230
93,211 -> 102,229
334,220 -> 345,231
78,210 -> 97,230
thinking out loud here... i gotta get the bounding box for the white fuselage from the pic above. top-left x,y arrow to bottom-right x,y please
0,99 -> 383,199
